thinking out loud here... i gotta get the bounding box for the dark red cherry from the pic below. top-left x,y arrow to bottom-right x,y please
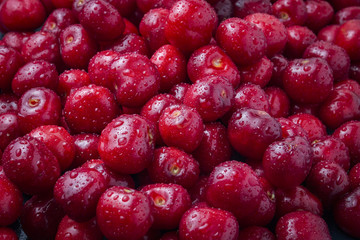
0,175 -> 23,226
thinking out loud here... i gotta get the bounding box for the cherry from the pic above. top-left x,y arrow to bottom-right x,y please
0,175 -> 23,226
123,18 -> 139,35
0,0 -> 46,31
335,79 -> 360,97
334,186 -> 360,238
139,8 -> 170,53
79,0 -> 125,41
55,216 -> 103,240
141,183 -> 191,230
158,104 -> 204,153
96,186 -> 153,240
164,0 -> 218,54
311,136 -> 351,171
213,0 -> 233,22
276,211 -> 331,240
179,205 -> 239,240
275,185 -> 323,218
334,6 -> 360,24
136,0 -> 177,13
41,8 -> 77,37
216,17 -> 267,66
317,24 -> 340,43
306,161 -> 350,208
17,87 -> 62,134
233,0 -> 272,18
71,133 -> 100,168
193,122 -> 231,174
265,87 -> 290,118
269,54 -> 288,87
228,108 -> 282,161
277,117 -> 309,140
238,226 -> 276,240
51,0 -> 73,8
245,13 -> 288,57
2,135 -> 61,195
284,26 -> 317,59
12,60 -> 59,96
64,84 -> 119,134
305,0 -> 334,32
53,167 -> 108,222
20,195 -> 65,240
169,83 -> 191,103
187,45 -> 241,89
0,228 -> 18,240
188,176 -> 208,204
0,113 -> 21,151
111,53 -> 160,107
59,24 -> 98,69
98,114 -> 155,174
21,31 -> 61,65
349,163 -> 360,189
2,32 -> 32,52
335,20 -> 360,62
233,83 -> 270,113
106,0 -> 137,17
272,0 -> 307,27
29,125 -> 75,171
150,44 -> 187,92
238,57 -> 273,88
263,136 -> 313,189
0,46 -> 24,92
109,33 -> 149,57
288,113 -> 327,142
148,146 -> 200,189
303,41 -> 350,82
57,69 -> 91,100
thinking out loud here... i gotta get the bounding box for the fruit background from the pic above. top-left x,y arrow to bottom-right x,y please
0,0 -> 360,239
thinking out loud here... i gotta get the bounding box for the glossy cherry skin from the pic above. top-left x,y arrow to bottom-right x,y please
283,58 -> 333,104
51,0 -> 73,8
0,46 -> 24,92
71,133 -> 100,168
164,0 -> 218,54
79,0 -> 124,41
228,108 -> 282,161
333,121 -> 360,165
136,0 -> 177,13
335,79 -> 360,97
238,56 -> 273,88
0,0 -> 46,31
2,31 -> 32,53
303,41 -> 350,82
111,53 -> 160,108
335,6 -> 360,24
20,195 -> 65,240
232,0 -> 272,18
179,206 -> 239,240
57,69 -> 91,99
305,0 -> 334,32
276,211 -> 331,240
335,19 -> 360,62
350,163 -> 360,189
64,84 -> 119,134
317,24 -> 340,43
284,26 -> 317,59
12,60 -> 59,97
54,167 -> 107,222
0,228 -> 18,240
272,0 -> 307,27
188,176 -> 208,204
59,24 -> 98,69
265,87 -> 290,118
311,136 -> 350,171
148,147 -> 200,189
319,88 -> 360,129
0,94 -> 18,114
88,50 -> 120,91
245,13 -> 288,57
277,117 -> 309,140
306,161 -> 350,208
216,17 -> 267,66
2,136 -> 61,195
140,94 -> 180,145
0,113 -> 21,151
21,31 -> 61,65
263,136 -> 313,189
288,113 -> 326,142
141,183 -> 191,230
169,83 -> 191,102
334,186 -> 360,238
98,114 -> 155,174
41,8 -> 77,37
183,76 -> 234,122
238,226 -> 276,240
275,185 -> 323,219
96,186 -> 153,240
82,159 -> 135,188
158,104 -> 204,153
193,122 -> 231,174
55,216 -> 103,240
139,8 -> 170,53
151,44 -> 187,92
29,125 -> 75,171
232,83 -> 270,113
269,54 -> 288,87
109,33 -> 150,57
205,161 -> 264,227
187,45 -> 241,89
0,175 -> 23,226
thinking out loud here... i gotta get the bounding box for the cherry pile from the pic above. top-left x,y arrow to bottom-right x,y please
0,0 -> 360,239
